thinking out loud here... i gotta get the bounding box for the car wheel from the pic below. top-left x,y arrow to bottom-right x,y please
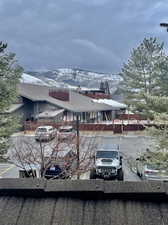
90,168 -> 96,179
139,172 -> 143,178
137,169 -> 141,177
117,168 -> 124,181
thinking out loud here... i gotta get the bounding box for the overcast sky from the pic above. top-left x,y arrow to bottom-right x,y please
0,0 -> 168,73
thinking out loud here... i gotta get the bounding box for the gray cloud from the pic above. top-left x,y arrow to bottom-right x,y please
72,0 -> 111,6
72,38 -> 119,59
0,0 -> 168,73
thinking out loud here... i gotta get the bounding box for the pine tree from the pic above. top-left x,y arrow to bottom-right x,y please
120,37 -> 168,165
0,42 -> 23,156
144,94 -> 168,149
120,37 -> 168,117
139,94 -> 168,166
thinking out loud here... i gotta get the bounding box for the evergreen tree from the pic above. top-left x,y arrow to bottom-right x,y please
145,95 -> 168,150
0,42 -> 23,156
120,37 -> 168,117
136,94 -> 168,167
120,37 -> 168,164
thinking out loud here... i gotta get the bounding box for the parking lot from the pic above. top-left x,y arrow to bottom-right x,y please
0,164 -> 18,178
0,132 -> 154,180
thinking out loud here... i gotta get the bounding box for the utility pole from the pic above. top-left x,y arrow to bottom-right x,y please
76,113 -> 80,179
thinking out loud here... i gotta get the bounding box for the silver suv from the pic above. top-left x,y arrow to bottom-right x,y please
35,126 -> 57,141
90,145 -> 124,180
57,126 -> 76,141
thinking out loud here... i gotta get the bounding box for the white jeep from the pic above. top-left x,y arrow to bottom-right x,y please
90,146 -> 124,180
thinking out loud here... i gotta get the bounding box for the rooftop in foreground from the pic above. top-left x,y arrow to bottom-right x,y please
0,179 -> 168,225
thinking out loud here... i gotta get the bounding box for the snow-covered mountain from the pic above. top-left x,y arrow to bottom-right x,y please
20,73 -> 48,86
20,72 -> 79,89
27,68 -> 121,93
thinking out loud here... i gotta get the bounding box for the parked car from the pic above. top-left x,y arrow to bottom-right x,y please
44,165 -> 63,179
44,149 -> 77,179
90,145 -> 124,180
35,126 -> 57,141
136,158 -> 168,181
19,164 -> 40,178
57,126 -> 76,141
18,149 -> 77,179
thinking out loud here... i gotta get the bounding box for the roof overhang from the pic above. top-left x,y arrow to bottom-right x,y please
5,103 -> 24,113
0,179 -> 167,200
38,109 -> 64,119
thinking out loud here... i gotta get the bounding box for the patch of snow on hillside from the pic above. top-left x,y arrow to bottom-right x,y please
20,73 -> 48,86
44,78 -> 77,89
58,68 -> 74,74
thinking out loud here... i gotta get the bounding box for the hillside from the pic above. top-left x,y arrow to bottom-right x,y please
20,73 -> 48,86
26,68 -> 121,93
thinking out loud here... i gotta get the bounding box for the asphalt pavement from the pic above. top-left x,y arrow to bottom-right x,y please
0,163 -> 19,178
0,132 -> 154,180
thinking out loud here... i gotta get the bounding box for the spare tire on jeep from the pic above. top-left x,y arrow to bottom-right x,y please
90,168 -> 96,179
117,168 -> 124,181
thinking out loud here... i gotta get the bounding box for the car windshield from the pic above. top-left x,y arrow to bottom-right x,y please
37,128 -> 47,132
96,151 -> 118,159
59,128 -> 72,133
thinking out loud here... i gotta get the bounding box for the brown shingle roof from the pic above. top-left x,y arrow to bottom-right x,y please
18,83 -> 126,112
0,179 -> 168,225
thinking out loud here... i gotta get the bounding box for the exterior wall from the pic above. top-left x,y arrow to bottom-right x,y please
22,97 -> 34,120
63,112 -> 99,123
21,97 -> 61,121
112,111 -> 116,120
62,111 -> 120,123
